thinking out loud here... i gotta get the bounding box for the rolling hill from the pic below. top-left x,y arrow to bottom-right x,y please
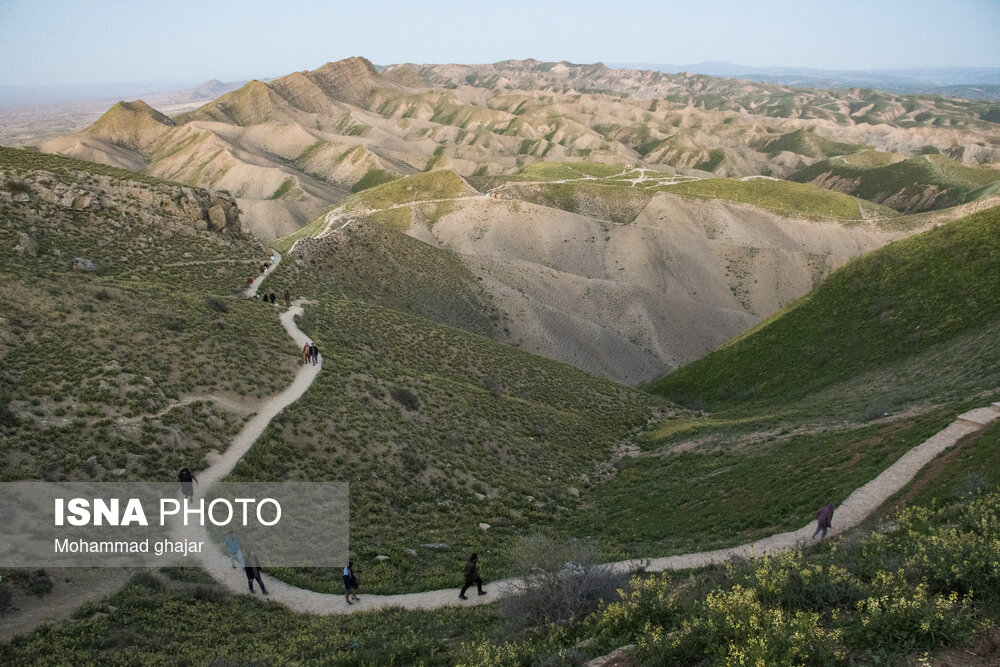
278,165 -> 953,385
32,57 -> 1000,242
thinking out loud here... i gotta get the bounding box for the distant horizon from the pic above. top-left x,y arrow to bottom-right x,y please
1,0 -> 998,88
2,58 -> 1000,94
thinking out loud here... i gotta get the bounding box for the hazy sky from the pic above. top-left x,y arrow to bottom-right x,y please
1,0 -> 998,86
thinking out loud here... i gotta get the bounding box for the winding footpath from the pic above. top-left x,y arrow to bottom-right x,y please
173,251 -> 1000,614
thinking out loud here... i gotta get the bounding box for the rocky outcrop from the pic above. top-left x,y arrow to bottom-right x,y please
3,167 -> 242,234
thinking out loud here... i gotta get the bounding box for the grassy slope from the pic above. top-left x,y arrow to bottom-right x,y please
762,128 -> 862,158
791,153 -> 1000,212
286,221 -> 507,340
567,204 -> 1000,560
0,149 -> 294,482
235,259 -> 660,593
659,178 -> 892,220
338,169 -> 477,213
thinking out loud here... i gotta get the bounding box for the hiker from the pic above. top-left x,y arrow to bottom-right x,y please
459,552 -> 487,599
813,502 -> 835,539
244,551 -> 268,594
247,276 -> 254,286
178,467 -> 198,501
225,530 -> 244,568
302,343 -> 311,363
343,561 -> 359,604
310,342 -> 319,366
260,264 -> 267,275
269,292 -> 276,305
284,290 -> 290,307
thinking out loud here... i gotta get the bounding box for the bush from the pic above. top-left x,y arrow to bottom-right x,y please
205,297 -> 229,314
501,534 -> 630,633
0,401 -> 16,427
26,570 -> 52,597
391,387 -> 420,411
4,180 -> 30,194
648,585 -> 845,666
0,585 -> 11,615
863,402 -> 891,421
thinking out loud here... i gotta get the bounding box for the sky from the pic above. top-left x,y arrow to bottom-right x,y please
1,0 -> 998,87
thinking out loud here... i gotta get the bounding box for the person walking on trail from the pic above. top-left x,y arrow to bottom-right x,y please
225,530 -> 244,568
177,467 -> 198,501
247,276 -> 254,287
813,502 -> 835,539
284,290 -> 290,307
302,343 -> 311,363
260,264 -> 267,276
310,342 -> 319,366
269,292 -> 276,305
244,551 -> 268,594
343,561 -> 360,604
459,552 -> 487,599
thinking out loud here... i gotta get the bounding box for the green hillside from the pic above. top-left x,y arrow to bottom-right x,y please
0,148 -> 292,482
791,153 -> 1000,213
659,177 -> 896,220
0,149 -> 662,595
650,204 -> 1000,410
761,128 -> 863,159
563,204 -> 1000,562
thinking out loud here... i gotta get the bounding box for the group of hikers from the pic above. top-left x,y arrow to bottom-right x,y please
179,466 -> 836,606
178,468 -> 487,603
303,342 -> 320,365
224,530 -> 268,594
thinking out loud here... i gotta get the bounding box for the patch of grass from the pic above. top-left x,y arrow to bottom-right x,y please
267,177 -> 296,200
502,182 -> 652,224
339,169 -> 477,213
350,167 -> 399,193
0,573 -> 497,664
762,128 -> 863,159
693,148 -> 725,172
271,208 -> 332,252
660,178 -> 875,219
570,410 -> 953,557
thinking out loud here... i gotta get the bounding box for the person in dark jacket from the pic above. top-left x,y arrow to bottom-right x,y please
310,343 -> 319,366
178,467 -> 198,500
813,502 -> 835,539
244,551 -> 268,594
284,290 -> 291,307
459,553 -> 487,599
343,561 -> 359,604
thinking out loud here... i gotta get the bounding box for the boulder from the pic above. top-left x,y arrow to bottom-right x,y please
15,232 -> 37,256
72,194 -> 94,210
73,257 -> 98,272
206,204 -> 228,231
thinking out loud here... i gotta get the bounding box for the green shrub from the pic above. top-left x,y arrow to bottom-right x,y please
391,386 -> 420,410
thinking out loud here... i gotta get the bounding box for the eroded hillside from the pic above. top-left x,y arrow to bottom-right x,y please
35,57 -> 1000,241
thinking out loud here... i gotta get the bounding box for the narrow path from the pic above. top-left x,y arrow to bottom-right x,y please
186,273 -> 1000,614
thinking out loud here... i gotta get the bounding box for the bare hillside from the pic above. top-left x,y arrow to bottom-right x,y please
33,57 -> 1000,241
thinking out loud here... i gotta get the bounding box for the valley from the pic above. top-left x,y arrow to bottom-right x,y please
3,51 -> 1000,665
